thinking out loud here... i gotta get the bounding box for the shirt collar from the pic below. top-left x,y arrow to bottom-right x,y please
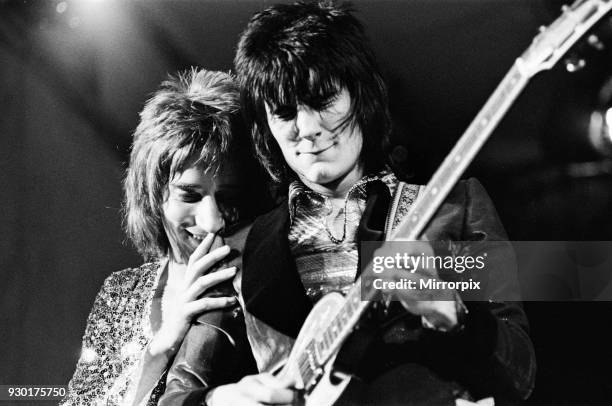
288,169 -> 397,223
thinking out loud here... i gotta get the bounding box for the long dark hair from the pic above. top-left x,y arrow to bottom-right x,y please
235,1 -> 391,184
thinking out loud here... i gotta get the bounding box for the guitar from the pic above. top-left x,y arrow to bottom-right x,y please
272,1 -> 612,404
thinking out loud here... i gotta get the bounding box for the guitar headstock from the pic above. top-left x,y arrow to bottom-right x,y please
518,0 -> 612,76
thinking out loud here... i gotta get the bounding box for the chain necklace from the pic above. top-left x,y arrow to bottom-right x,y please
324,197 -> 349,244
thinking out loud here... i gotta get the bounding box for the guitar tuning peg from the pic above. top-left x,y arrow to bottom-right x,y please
587,34 -> 605,50
538,25 -> 547,33
564,55 -> 586,72
561,4 -> 571,13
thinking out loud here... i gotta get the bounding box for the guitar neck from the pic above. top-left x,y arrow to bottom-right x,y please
325,0 -> 612,364
314,61 -> 530,365
389,63 -> 529,241
331,0 -> 612,346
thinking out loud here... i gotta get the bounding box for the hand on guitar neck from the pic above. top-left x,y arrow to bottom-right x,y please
375,240 -> 460,332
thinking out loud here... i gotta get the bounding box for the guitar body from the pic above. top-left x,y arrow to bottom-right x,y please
279,292 -> 352,406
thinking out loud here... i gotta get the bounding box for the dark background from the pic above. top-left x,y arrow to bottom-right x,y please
1,0 -> 612,404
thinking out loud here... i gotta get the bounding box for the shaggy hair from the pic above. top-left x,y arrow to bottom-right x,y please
123,68 -> 242,260
234,0 -> 391,183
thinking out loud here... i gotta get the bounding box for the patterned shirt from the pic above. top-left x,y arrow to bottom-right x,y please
288,171 -> 399,302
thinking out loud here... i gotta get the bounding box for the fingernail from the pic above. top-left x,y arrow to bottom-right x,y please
217,245 -> 230,254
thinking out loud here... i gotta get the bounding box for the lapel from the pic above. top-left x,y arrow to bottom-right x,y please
242,200 -> 312,338
356,180 -> 391,278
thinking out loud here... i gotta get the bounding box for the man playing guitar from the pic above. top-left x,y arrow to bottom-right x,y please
161,2 -> 537,405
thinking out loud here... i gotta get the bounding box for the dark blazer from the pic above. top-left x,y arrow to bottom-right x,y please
240,178 -> 536,405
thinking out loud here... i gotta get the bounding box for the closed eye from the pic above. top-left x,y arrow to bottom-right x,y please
312,94 -> 338,111
272,105 -> 297,121
178,192 -> 202,203
172,184 -> 208,203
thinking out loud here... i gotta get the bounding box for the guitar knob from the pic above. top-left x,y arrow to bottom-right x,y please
587,34 -> 605,50
538,25 -> 547,33
564,55 -> 586,72
561,5 -> 570,13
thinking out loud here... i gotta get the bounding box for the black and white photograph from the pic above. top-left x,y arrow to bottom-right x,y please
2,0 -> 612,405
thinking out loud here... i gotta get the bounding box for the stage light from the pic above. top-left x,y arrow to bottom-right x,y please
56,1 -> 68,14
67,0 -> 120,33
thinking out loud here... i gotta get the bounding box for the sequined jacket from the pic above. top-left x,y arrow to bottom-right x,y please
61,262 -> 166,406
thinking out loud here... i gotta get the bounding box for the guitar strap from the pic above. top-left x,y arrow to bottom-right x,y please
334,179 -> 391,376
356,179 -> 391,244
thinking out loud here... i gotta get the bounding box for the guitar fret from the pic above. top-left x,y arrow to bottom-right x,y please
322,331 -> 330,351
297,344 -> 318,384
315,340 -> 324,363
331,289 -> 367,341
330,320 -> 339,338
325,330 -> 333,348
307,349 -> 317,370
339,308 -> 350,324
298,360 -> 312,380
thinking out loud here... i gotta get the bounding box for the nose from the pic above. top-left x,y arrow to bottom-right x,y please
295,106 -> 322,141
194,195 -> 225,233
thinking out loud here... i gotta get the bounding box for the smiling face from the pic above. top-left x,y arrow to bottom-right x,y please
162,165 -> 224,263
265,89 -> 363,197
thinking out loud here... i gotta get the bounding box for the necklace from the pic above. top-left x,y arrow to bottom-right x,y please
324,197 -> 349,244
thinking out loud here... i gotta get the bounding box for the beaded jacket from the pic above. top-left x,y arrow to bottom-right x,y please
61,261 -> 166,406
